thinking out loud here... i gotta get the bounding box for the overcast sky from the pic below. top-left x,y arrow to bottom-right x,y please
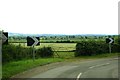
0,0 -> 119,35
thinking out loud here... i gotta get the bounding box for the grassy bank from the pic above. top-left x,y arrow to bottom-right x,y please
2,58 -> 64,78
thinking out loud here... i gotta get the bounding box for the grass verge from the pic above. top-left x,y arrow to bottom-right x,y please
2,58 -> 64,78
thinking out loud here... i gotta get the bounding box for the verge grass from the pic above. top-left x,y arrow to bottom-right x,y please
2,58 -> 64,78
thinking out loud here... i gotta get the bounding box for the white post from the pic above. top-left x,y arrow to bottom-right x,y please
0,30 -> 2,79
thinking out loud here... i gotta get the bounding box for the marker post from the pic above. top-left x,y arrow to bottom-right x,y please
27,36 -> 40,61
109,43 -> 111,54
0,30 -> 2,79
32,46 -> 35,61
106,38 -> 114,54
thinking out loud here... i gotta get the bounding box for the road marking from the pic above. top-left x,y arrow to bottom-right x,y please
76,73 -> 82,80
89,66 -> 95,69
89,63 -> 110,69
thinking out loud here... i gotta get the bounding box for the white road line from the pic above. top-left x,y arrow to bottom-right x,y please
89,63 -> 110,69
76,73 -> 82,80
89,66 -> 95,69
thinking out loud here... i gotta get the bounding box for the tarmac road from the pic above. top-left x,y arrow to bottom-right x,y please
31,58 -> 118,79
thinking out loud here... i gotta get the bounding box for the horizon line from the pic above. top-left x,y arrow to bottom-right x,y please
8,32 -> 118,35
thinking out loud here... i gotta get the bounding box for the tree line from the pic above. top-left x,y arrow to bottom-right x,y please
9,35 -> 118,43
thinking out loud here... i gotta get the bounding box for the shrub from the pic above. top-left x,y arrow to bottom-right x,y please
36,47 -> 54,58
2,44 -> 32,63
2,44 -> 54,63
75,41 -> 97,56
2,44 -> 15,63
74,41 -> 118,57
111,43 -> 120,53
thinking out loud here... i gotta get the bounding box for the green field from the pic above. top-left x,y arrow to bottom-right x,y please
11,43 -> 76,51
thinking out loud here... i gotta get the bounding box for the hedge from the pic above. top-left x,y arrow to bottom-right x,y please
2,44 -> 53,63
36,47 -> 53,58
75,41 -> 120,57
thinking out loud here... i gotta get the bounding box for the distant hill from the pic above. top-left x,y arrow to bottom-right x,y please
8,32 -> 112,37
9,32 -> 62,37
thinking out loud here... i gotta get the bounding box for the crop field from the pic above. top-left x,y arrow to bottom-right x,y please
10,43 -> 76,51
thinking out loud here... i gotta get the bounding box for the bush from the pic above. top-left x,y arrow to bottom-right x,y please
2,44 -> 33,63
75,41 -> 99,56
2,44 -> 54,63
111,43 -> 120,53
36,47 -> 54,58
75,41 -> 119,57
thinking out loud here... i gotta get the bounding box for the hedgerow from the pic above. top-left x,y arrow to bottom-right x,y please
36,47 -> 53,58
75,41 -> 120,57
2,44 -> 53,63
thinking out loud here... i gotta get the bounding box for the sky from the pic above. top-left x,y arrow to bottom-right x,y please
0,0 -> 119,35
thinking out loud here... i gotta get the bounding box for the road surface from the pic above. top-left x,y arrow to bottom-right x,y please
12,57 -> 119,79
